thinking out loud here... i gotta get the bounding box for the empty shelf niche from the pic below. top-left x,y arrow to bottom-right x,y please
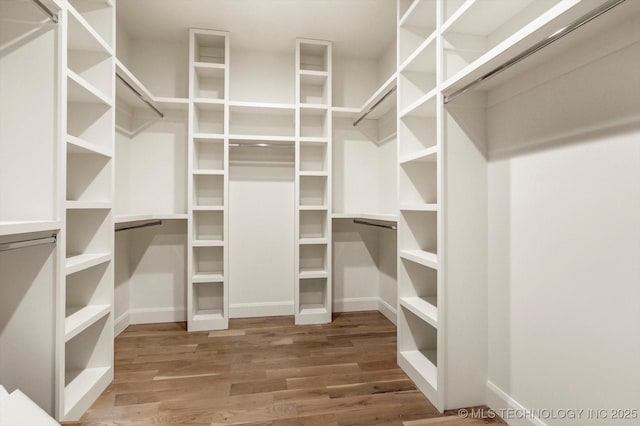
65,263 -> 110,341
193,174 -> 224,207
299,175 -> 328,206
442,0 -> 562,81
299,244 -> 327,276
300,71 -> 329,104
299,42 -> 329,71
66,209 -> 111,266
399,37 -> 436,111
67,46 -> 112,105
193,210 -> 223,242
193,246 -> 223,277
300,141 -> 328,172
398,307 -> 437,390
193,281 -> 224,319
193,102 -> 224,134
300,107 -> 329,138
193,65 -> 225,99
67,96 -> 113,151
68,0 -> 114,48
398,0 -> 437,65
399,161 -> 437,205
399,98 -> 436,158
194,137 -> 224,171
299,278 -> 329,314
399,259 -> 438,326
194,32 -> 226,64
67,152 -> 111,203
400,210 -> 437,256
300,210 -> 328,240
64,314 -> 112,419
229,105 -> 295,137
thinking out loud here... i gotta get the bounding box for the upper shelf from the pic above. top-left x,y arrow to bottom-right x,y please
115,59 -> 163,116
0,221 -> 61,238
332,212 -> 398,223
334,73 -> 397,123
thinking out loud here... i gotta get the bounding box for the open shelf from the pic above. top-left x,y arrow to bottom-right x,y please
399,161 -> 437,205
193,246 -> 224,277
68,49 -> 111,105
63,366 -> 111,420
115,59 -> 163,113
66,1 -> 112,54
400,297 -> 438,328
193,101 -> 225,134
0,221 -> 61,238
400,210 -> 437,253
193,64 -> 225,100
193,31 -> 226,64
193,135 -> 224,171
67,151 -> 111,203
299,42 -> 329,71
399,36 -> 436,111
192,273 -> 224,284
299,175 -> 328,206
193,174 -> 224,207
229,102 -> 295,138
66,209 -> 111,269
399,249 -> 438,270
300,106 -> 330,138
65,253 -> 111,276
67,70 -> 112,106
400,145 -> 438,164
299,269 -> 329,280
299,244 -> 327,274
398,349 -> 438,391
299,70 -> 329,105
65,304 -> 110,342
398,306 -> 438,391
193,210 -> 224,242
300,210 -> 328,240
399,0 -> 437,65
298,278 -> 330,323
67,135 -> 112,158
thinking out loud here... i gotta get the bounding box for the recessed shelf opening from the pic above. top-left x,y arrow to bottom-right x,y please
66,209 -> 110,259
300,210 -> 328,239
229,106 -> 295,137
67,153 -> 111,202
193,281 -> 224,318
300,109 -> 329,138
193,174 -> 224,207
299,244 -> 327,274
193,102 -> 225,134
194,138 -> 225,170
193,246 -> 224,276
399,161 -> 437,205
299,278 -> 328,313
193,210 -> 223,241
400,210 -> 437,254
299,43 -> 328,71
194,33 -> 226,64
193,65 -> 225,99
67,102 -> 113,150
300,142 -> 328,172
299,175 -> 328,206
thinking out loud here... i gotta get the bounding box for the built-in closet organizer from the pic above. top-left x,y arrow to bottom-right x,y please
0,0 -> 61,416
395,0 -> 640,414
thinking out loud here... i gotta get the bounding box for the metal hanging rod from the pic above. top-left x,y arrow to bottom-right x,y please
115,220 -> 163,232
30,0 -> 58,23
353,86 -> 397,127
229,143 -> 293,149
353,219 -> 397,230
116,73 -> 164,118
0,235 -> 56,252
444,0 -> 626,104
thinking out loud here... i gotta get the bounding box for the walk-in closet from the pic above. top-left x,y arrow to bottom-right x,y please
1,0 -> 638,424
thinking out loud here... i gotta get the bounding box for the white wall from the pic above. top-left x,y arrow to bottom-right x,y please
333,56 -> 378,107
129,39 -> 189,98
230,49 -> 294,103
485,14 -> 640,423
114,231 -> 130,335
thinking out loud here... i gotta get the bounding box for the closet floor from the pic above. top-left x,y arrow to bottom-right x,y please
67,311 -> 501,425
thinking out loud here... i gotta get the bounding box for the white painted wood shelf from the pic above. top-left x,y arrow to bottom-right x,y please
65,304 -> 111,342
399,249 -> 438,270
65,253 -> 112,276
0,221 -> 61,237
400,296 -> 438,328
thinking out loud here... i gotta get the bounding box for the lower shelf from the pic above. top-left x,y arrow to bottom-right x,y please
65,304 -> 111,342
296,305 -> 330,325
399,249 -> 438,270
64,366 -> 111,420
399,297 -> 438,328
398,350 -> 438,408
65,253 -> 111,276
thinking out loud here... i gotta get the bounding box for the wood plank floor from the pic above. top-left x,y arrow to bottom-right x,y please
69,311 -> 502,425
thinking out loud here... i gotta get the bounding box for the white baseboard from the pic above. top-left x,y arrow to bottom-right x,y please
333,297 -> 379,312
377,298 -> 397,325
229,301 -> 294,318
114,312 -> 130,336
486,381 -> 546,426
129,307 -> 186,325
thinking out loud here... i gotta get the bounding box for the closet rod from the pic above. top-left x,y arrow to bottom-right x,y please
115,73 -> 164,118
444,0 -> 626,104
0,235 -> 56,252
353,219 -> 397,230
353,86 -> 397,127
115,220 -> 162,232
30,0 -> 58,23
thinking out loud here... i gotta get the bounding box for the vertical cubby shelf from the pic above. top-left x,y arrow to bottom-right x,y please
188,29 -> 230,331
59,0 -> 115,421
295,39 -> 332,325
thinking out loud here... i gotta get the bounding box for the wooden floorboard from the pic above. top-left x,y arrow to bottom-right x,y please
68,311 -> 503,425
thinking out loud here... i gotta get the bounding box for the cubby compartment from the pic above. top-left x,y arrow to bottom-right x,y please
398,308 -> 438,389
299,175 -> 328,206
193,64 -> 225,99
299,72 -> 329,105
398,105 -> 437,159
399,161 -> 438,206
400,211 -> 437,254
67,0 -> 114,48
399,258 -> 438,327
67,51 -> 112,103
229,104 -> 295,137
192,246 -> 224,277
67,102 -> 113,150
193,281 -> 224,319
398,0 -> 437,65
299,43 -> 329,71
193,174 -> 224,207
300,141 -> 328,172
299,244 -> 327,275
442,0 -> 561,81
399,37 -> 437,111
65,263 -> 111,342
193,102 -> 225,134
300,107 -> 329,138
64,315 -> 112,419
193,137 -> 225,171
66,209 -> 111,261
193,32 -> 226,64
299,278 -> 328,314
67,153 -> 111,202
300,210 -> 328,240
193,210 -> 224,241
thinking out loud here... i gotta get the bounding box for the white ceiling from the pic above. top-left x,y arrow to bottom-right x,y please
117,0 -> 397,59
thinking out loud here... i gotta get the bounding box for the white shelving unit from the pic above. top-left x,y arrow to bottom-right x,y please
295,39 -> 333,325
188,29 -> 230,331
57,0 -> 115,420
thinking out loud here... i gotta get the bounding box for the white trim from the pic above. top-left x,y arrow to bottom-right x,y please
333,297 -> 379,312
229,301 -> 294,318
114,312 -> 130,336
377,298 -> 397,325
486,381 -> 546,426
129,307 -> 186,324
